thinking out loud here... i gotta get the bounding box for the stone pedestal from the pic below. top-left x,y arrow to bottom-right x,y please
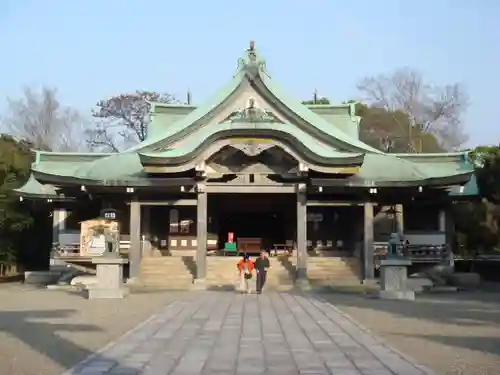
295,277 -> 312,291
192,278 -> 206,290
87,256 -> 129,299
378,258 -> 415,301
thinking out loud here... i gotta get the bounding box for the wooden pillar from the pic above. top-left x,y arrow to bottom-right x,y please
296,186 -> 308,280
129,198 -> 141,279
363,202 -> 375,280
445,205 -> 455,268
438,209 -> 446,232
52,208 -> 67,245
52,209 -> 60,245
395,204 -> 404,236
141,205 -> 152,257
196,185 -> 207,280
142,205 -> 151,237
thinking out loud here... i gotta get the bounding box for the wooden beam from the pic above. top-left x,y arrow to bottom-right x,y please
306,201 -> 364,207
205,185 -> 296,193
126,199 -> 197,206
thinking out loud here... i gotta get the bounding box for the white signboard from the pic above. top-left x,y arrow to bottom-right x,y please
87,235 -> 106,255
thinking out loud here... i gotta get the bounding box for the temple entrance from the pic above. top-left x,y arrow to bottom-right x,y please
208,193 -> 296,255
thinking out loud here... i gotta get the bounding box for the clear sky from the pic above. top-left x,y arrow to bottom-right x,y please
1,0 -> 498,147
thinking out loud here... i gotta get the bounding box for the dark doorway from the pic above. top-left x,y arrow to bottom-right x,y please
218,211 -> 286,249
208,193 -> 295,252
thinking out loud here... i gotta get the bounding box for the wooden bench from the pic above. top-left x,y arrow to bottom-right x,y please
238,238 -> 262,255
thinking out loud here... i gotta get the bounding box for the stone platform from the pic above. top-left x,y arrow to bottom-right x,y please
64,291 -> 435,375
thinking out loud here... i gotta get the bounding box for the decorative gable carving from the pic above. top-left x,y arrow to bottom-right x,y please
231,141 -> 273,156
221,97 -> 283,124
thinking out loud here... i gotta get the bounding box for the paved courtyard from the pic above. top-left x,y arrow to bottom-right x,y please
66,291 -> 434,375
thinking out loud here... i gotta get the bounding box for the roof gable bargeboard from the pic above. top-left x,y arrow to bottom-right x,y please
134,42 -> 380,155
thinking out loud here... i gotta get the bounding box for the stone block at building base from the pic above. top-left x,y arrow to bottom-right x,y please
448,272 -> 481,288
378,289 -> 415,301
24,271 -> 63,285
87,286 -> 129,299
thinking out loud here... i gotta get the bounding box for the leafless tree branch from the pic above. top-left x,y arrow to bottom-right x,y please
2,86 -> 89,151
357,68 -> 469,150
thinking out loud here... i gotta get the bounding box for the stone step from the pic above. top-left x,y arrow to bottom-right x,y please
139,268 -> 192,274
139,275 -> 193,281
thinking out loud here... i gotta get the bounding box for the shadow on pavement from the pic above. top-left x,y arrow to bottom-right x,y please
0,308 -> 145,374
321,290 -> 500,357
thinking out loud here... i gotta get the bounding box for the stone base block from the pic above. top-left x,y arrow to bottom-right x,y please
295,278 -> 312,291
24,271 -> 63,285
87,287 -> 129,299
192,278 -> 207,290
378,289 -> 415,301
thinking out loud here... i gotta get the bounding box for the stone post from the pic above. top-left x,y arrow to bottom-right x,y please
129,198 -> 141,280
195,184 -> 207,287
296,184 -> 309,288
88,257 -> 129,299
378,258 -> 415,300
363,202 -> 375,281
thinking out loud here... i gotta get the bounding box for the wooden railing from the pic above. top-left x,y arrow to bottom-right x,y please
52,240 -> 131,258
374,242 -> 449,264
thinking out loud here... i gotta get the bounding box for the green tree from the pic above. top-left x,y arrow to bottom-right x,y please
454,145 -> 500,256
356,103 -> 443,153
0,135 -> 33,267
302,97 -> 331,105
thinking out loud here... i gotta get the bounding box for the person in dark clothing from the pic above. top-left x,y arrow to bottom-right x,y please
255,251 -> 270,294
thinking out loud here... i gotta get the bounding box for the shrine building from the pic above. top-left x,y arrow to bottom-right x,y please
15,41 -> 478,284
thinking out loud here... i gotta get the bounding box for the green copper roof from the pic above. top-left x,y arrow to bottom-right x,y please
13,174 -> 59,197
138,122 -> 364,162
18,41 -> 476,196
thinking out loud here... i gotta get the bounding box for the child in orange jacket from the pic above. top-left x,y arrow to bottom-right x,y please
236,254 -> 254,293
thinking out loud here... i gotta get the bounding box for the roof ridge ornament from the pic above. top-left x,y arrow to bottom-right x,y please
235,40 -> 270,79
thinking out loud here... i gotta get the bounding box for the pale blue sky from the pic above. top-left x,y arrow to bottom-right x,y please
1,0 -> 499,147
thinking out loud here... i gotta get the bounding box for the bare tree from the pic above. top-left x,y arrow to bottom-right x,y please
87,91 -> 177,152
357,68 -> 469,150
2,86 -> 88,151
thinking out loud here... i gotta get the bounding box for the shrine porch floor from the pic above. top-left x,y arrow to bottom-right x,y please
64,291 -> 434,375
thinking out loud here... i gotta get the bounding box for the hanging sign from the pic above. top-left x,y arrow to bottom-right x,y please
100,208 -> 118,221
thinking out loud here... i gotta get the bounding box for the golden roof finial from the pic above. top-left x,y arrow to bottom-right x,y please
249,40 -> 255,51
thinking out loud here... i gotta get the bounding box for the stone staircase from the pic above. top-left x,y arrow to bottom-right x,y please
135,257 -> 194,289
135,255 -> 360,290
287,256 -> 361,286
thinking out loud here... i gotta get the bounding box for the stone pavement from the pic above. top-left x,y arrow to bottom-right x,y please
64,291 -> 436,375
